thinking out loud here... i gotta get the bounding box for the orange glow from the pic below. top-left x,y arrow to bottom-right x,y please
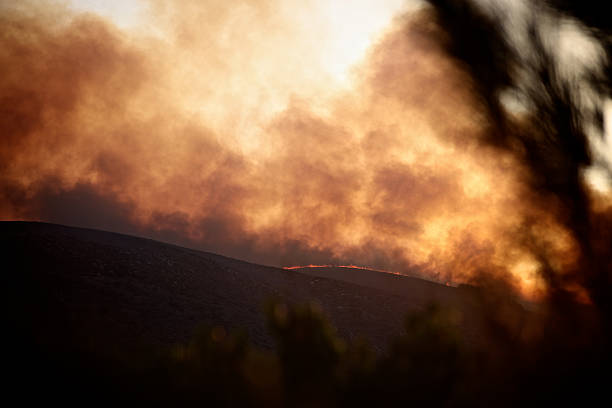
1,1 -> 603,301
283,264 -> 403,276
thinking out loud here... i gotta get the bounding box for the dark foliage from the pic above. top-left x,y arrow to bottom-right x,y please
7,297 -> 611,407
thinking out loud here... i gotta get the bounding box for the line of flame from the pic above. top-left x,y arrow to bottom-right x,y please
282,264 -> 402,275
283,264 -> 456,287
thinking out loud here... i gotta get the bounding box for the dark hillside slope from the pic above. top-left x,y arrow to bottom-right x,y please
2,222 -> 481,353
293,266 -> 463,305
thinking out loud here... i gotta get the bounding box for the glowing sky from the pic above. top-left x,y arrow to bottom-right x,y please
66,0 -> 146,28
66,0 -> 418,85
64,0 -> 612,190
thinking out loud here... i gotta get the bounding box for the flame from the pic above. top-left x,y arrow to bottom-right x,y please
283,264 -> 403,276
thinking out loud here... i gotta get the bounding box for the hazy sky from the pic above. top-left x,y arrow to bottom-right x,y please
66,0 -> 146,27
64,0 -> 612,190
66,0 -> 417,82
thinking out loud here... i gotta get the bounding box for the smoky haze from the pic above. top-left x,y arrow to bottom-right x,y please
1,0 -> 610,300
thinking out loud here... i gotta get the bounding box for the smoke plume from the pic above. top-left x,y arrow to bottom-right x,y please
1,0 -> 610,301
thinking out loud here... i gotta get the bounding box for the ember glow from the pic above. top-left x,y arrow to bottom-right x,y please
283,264 -> 403,276
1,0 -> 610,300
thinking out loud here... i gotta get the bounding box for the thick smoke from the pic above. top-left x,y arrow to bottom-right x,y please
1,0 -> 609,300
423,0 -> 612,315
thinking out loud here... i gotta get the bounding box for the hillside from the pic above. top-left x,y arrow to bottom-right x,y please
2,222 -> 482,353
291,266 -> 464,305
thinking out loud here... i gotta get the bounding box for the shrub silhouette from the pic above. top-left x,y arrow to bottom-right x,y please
9,293 -> 612,407
266,300 -> 345,406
